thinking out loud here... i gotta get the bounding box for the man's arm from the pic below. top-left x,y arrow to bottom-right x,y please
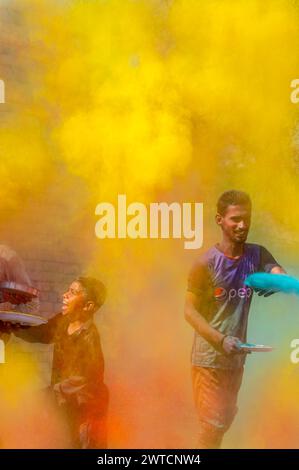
186,259 -> 241,354
254,247 -> 286,296
184,291 -> 224,350
259,246 -> 285,274
184,291 -> 240,355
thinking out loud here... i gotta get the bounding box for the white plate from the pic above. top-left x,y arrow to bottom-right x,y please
0,311 -> 47,326
238,342 -> 273,352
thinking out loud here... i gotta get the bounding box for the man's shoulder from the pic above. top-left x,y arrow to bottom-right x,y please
192,246 -> 218,266
245,243 -> 267,256
246,242 -> 262,249
188,247 -> 218,284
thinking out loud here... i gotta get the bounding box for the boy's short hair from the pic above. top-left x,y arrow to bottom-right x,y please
217,190 -> 251,216
77,276 -> 107,310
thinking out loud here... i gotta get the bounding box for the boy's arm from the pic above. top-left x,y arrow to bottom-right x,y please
9,313 -> 61,344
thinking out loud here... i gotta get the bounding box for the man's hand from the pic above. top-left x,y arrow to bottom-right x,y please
221,335 -> 242,355
253,267 -> 286,297
253,287 -> 277,297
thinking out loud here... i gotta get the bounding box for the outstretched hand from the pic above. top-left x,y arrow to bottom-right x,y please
0,320 -> 30,334
253,288 -> 277,297
0,321 -> 13,334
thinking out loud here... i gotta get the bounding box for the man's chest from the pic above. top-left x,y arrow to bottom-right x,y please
208,256 -> 258,303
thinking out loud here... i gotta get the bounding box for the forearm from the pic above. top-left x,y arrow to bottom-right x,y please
13,325 -> 49,343
13,313 -> 60,343
184,303 -> 224,350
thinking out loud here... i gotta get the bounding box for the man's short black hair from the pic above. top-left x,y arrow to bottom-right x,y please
77,276 -> 107,310
217,190 -> 251,216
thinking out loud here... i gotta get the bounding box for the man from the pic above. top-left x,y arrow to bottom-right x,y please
13,276 -> 109,449
184,190 -> 285,449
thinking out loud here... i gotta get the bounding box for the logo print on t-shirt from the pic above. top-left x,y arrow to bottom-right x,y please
214,286 -> 253,301
214,287 -> 227,300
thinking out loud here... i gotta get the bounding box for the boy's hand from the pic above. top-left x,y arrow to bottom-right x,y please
0,320 -> 30,334
0,321 -> 13,334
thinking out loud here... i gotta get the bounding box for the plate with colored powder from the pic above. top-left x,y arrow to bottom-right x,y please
238,342 -> 273,353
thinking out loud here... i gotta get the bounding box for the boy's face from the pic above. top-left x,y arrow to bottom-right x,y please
62,281 -> 87,317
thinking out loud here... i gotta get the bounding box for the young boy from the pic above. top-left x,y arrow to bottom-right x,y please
14,276 -> 108,449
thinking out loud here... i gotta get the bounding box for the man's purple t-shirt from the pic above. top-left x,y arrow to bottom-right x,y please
187,243 -> 280,369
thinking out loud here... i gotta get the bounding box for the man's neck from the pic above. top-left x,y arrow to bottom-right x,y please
217,240 -> 245,258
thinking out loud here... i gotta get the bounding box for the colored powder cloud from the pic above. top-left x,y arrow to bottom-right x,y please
1,0 -> 299,448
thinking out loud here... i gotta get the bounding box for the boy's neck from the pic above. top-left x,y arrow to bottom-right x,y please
67,320 -> 83,335
67,318 -> 90,335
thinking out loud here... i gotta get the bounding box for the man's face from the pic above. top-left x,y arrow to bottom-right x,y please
216,204 -> 251,243
62,281 -> 87,317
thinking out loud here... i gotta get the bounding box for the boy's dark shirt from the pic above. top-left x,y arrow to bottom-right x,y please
14,313 -> 106,414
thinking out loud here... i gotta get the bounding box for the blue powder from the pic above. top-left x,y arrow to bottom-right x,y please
245,273 -> 299,295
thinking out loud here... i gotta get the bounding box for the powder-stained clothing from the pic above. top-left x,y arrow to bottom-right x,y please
15,313 -> 108,448
191,365 -> 244,448
187,242 -> 282,448
187,243 -> 281,369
